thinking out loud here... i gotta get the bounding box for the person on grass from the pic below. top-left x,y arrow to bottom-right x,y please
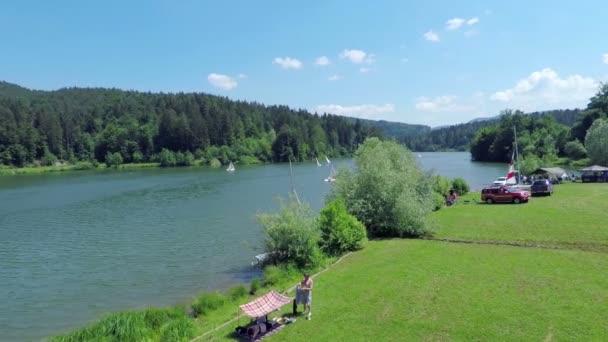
300,273 -> 313,320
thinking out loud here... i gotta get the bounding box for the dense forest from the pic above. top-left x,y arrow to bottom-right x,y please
469,84 -> 608,171
0,82 -> 382,167
398,109 -> 580,152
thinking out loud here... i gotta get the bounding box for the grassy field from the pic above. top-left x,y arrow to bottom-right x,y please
199,183 -> 608,341
433,183 -> 608,251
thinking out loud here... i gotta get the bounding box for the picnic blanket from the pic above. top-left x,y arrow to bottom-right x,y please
239,291 -> 292,318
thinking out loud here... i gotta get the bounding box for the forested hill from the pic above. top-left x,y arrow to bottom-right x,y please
0,81 -> 382,167
398,109 -> 580,152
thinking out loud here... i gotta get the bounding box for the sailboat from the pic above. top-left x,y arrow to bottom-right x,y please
226,161 -> 235,172
325,156 -> 331,165
324,165 -> 337,183
315,157 -> 322,167
418,153 -> 422,159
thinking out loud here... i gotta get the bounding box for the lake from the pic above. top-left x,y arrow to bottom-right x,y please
0,152 -> 511,341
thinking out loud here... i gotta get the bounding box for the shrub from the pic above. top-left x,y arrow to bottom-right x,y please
159,149 -> 177,167
249,278 -> 261,295
182,151 -> 194,166
331,138 -> 434,238
239,155 -> 262,165
227,285 -> 248,301
451,178 -> 470,195
209,158 -> 221,168
191,291 -> 227,317
159,316 -> 194,342
105,152 -> 123,168
257,197 -> 322,268
433,192 -> 445,211
41,148 -> 58,166
132,151 -> 144,163
564,140 -> 587,160
431,174 -> 451,196
262,265 -> 282,287
319,198 -> 367,256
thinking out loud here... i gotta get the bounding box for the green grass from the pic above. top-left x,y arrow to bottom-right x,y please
262,240 -> 608,341
433,183 -> 608,251
0,161 -> 98,175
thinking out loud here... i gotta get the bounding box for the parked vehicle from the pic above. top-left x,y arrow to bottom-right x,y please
492,177 -> 508,186
530,179 -> 553,196
481,186 -> 530,204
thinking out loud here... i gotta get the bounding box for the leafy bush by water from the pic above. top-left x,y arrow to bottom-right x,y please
451,178 -> 470,195
257,197 -> 323,268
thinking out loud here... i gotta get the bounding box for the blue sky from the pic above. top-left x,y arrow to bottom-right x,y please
2,0 -> 607,126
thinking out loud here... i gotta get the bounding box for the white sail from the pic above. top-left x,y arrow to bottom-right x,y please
226,161 -> 235,172
324,165 -> 336,182
325,156 -> 331,164
315,157 -> 322,167
418,153 -> 422,159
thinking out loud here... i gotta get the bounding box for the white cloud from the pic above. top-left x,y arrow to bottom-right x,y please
237,73 -> 247,79
340,49 -> 374,64
424,31 -> 440,42
446,18 -> 465,31
315,56 -> 330,66
415,95 -> 472,112
272,57 -> 303,70
467,17 -> 479,25
316,104 -> 396,119
359,67 -> 370,74
328,75 -> 341,81
207,73 -> 238,90
491,68 -> 598,110
603,53 -> 608,64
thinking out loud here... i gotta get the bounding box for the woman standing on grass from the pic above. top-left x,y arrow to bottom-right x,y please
300,273 -> 313,320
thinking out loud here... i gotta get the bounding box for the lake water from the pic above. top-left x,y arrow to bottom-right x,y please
0,152 -> 512,341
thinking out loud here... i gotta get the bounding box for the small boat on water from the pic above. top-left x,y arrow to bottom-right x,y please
418,153 -> 422,159
315,157 -> 322,167
251,252 -> 269,266
226,161 -> 235,172
324,165 -> 337,183
325,156 -> 331,165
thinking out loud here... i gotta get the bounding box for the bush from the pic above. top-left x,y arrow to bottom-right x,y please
159,316 -> 194,342
257,197 -> 322,268
132,151 -> 144,163
262,264 -> 301,288
431,174 -> 451,196
182,151 -> 194,166
451,178 -> 470,195
319,198 -> 367,256
249,278 -> 261,295
432,192 -> 445,211
159,149 -> 177,167
209,158 -> 221,168
191,291 -> 227,317
41,148 -> 58,166
227,285 -> 248,301
239,155 -> 262,165
331,138 -> 434,238
105,152 -> 123,168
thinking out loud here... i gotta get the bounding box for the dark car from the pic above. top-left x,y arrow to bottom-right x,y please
481,186 -> 530,204
530,179 -> 553,196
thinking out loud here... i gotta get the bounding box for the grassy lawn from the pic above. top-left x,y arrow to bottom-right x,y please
197,183 -> 608,341
432,183 -> 608,251
204,240 -> 607,341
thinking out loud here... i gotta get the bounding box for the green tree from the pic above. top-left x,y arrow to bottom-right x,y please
105,152 -> 123,167
318,198 -> 367,256
158,148 -> 177,167
564,140 -> 587,160
331,138 -> 434,238
584,119 -> 608,165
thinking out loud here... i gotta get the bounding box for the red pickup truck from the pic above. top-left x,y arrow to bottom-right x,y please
481,186 -> 530,204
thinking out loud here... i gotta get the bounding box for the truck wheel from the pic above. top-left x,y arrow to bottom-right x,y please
513,197 -> 521,204
486,198 -> 493,204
